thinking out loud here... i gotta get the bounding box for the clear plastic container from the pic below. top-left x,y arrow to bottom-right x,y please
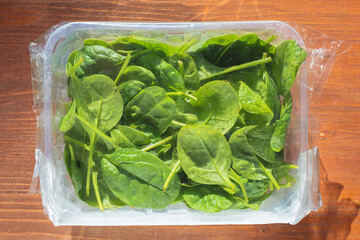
30,21 -> 323,226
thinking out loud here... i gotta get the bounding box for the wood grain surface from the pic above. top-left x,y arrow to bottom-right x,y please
0,0 -> 360,239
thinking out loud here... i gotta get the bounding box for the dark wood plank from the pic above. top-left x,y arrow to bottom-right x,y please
0,0 -> 359,239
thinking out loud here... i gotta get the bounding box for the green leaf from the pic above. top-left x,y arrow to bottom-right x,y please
121,65 -> 156,85
101,148 -> 180,209
271,94 -> 293,152
128,36 -> 177,58
59,100 -> 77,132
229,126 -> 268,180
182,185 -> 234,213
83,39 -> 114,49
137,54 -> 186,92
271,40 -> 307,96
177,125 -> 235,190
191,81 -> 240,134
238,81 -> 274,125
77,74 -> 124,133
118,80 -> 146,104
246,125 -> 282,163
125,86 -> 176,134
197,34 -> 239,64
110,125 -> 151,148
169,52 -> 200,91
74,45 -> 125,79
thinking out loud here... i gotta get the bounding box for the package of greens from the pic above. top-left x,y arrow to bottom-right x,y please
29,21 -> 347,226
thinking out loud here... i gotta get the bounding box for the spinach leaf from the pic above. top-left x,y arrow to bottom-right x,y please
172,98 -> 198,127
118,80 -> 146,104
213,34 -> 275,67
271,94 -> 293,152
246,125 -> 282,163
67,144 -> 83,195
110,125 -> 151,148
196,34 -> 239,64
229,69 -> 281,122
127,36 -> 177,58
101,148 -> 180,209
191,81 -> 240,134
177,125 -> 235,191
192,54 -> 227,81
229,126 -> 268,180
74,45 -> 125,79
197,33 -> 275,67
77,75 -> 124,133
182,185 -> 234,213
271,40 -> 307,96
234,180 -> 269,200
121,65 -> 156,85
137,54 -> 186,92
59,100 -> 77,132
76,74 -> 124,197
83,39 -> 114,49
238,81 -> 274,125
125,86 -> 176,134
169,52 -> 200,91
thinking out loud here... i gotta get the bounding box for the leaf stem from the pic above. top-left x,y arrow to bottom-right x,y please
177,38 -> 197,53
203,112 -> 213,125
168,86 -> 197,102
256,158 -> 280,190
229,169 -> 249,202
200,57 -> 272,82
163,159 -> 181,192
178,60 -> 184,78
166,92 -> 183,96
86,97 -> 103,197
141,134 -> 176,152
260,52 -> 267,77
86,133 -> 96,196
171,120 -> 187,127
114,53 -> 131,85
63,135 -> 105,158
92,171 -> 104,211
67,58 -> 84,76
75,114 -> 119,150
265,35 -> 277,44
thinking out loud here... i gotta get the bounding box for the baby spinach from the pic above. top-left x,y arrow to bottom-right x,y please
246,125 -> 282,164
229,126 -> 267,181
101,148 -> 180,209
177,125 -> 236,191
125,86 -> 176,134
271,40 -> 307,96
62,33 -> 305,212
71,45 -> 125,79
137,54 -> 186,92
271,94 -> 293,152
182,185 -> 234,213
238,81 -> 274,125
169,52 -> 200,91
191,81 -> 240,134
110,125 -> 151,148
120,65 -> 156,86
118,80 -> 146,104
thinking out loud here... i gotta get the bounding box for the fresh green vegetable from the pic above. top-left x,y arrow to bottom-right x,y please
61,33 -> 306,212
271,40 -> 307,96
177,125 -> 236,192
191,81 -> 240,134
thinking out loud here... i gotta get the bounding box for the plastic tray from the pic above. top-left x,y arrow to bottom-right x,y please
30,21 -> 321,226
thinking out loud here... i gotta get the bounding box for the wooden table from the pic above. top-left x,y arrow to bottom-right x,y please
1,0 -> 359,239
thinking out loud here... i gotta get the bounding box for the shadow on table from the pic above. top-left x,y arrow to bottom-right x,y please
292,159 -> 360,240
68,159 -> 359,240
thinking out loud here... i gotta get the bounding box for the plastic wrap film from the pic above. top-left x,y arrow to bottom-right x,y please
28,21 -> 349,226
